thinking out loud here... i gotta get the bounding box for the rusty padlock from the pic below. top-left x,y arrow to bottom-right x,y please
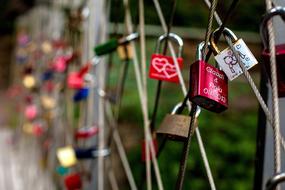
149,33 -> 183,83
156,102 -> 200,141
260,6 -> 285,97
190,41 -> 228,113
67,63 -> 90,89
211,27 -> 258,80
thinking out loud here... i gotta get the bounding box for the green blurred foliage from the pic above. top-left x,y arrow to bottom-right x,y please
110,0 -> 265,32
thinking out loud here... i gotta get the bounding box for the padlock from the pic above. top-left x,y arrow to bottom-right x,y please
94,33 -> 139,56
260,6 -> 285,97
67,63 -> 90,89
210,27 -> 258,81
32,122 -> 45,137
57,146 -> 77,167
156,102 -> 200,141
117,43 -> 133,60
24,104 -> 38,120
52,56 -> 68,73
73,88 -> 89,102
189,42 -> 228,113
64,173 -> 82,190
41,95 -> 56,110
75,147 -> 110,159
149,33 -> 183,83
75,126 -> 99,139
23,74 -> 36,89
141,138 -> 158,162
56,166 -> 69,176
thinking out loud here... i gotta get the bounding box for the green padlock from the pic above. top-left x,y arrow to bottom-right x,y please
94,33 -> 139,56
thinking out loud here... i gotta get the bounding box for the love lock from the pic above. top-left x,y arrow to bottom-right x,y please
67,63 -> 90,89
260,6 -> 285,97
41,95 -> 56,110
64,173 -> 82,190
156,102 -> 200,141
141,138 -> 158,162
23,74 -> 36,89
24,104 -> 38,120
94,33 -> 139,56
74,147 -> 110,159
149,33 -> 183,83
210,27 -> 258,81
57,146 -> 78,167
190,41 -> 228,113
73,88 -> 89,102
75,126 -> 99,139
117,43 -> 133,60
52,56 -> 68,73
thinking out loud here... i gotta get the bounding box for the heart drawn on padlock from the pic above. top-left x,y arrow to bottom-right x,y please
163,62 -> 178,78
151,57 -> 178,79
151,57 -> 167,73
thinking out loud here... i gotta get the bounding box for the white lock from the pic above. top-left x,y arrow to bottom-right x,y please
210,28 -> 258,81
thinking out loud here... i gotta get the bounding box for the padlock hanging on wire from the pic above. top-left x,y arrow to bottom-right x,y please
260,6 -> 285,97
67,63 -> 91,89
189,41 -> 228,113
210,27 -> 258,81
149,33 -> 184,83
93,32 -> 139,56
156,102 -> 200,141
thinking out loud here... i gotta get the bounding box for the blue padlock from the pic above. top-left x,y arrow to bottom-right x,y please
42,70 -> 54,81
73,88 -> 89,102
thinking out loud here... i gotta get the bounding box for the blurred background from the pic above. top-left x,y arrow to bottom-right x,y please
0,0 -> 271,190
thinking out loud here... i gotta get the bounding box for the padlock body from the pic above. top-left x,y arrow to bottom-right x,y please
156,114 -> 196,141
67,72 -> 84,89
214,39 -> 258,81
149,54 -> 183,83
190,60 -> 228,113
262,44 -> 285,97
141,138 -> 158,162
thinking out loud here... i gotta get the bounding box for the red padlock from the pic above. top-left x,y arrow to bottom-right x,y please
64,173 -> 82,190
149,33 -> 183,83
190,42 -> 228,113
141,138 -> 158,162
67,63 -> 90,89
261,6 -> 285,97
75,126 -> 99,139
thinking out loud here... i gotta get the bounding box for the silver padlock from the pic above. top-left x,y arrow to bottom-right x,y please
156,103 -> 200,141
210,27 -> 258,81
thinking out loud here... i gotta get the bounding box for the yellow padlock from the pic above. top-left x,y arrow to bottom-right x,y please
57,146 -> 77,167
117,44 -> 133,60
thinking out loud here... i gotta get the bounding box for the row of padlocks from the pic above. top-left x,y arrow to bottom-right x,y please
9,2 -> 285,190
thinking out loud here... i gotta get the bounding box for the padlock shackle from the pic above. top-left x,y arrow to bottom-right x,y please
155,33 -> 183,57
171,102 -> 201,118
196,41 -> 210,61
118,32 -> 139,45
210,27 -> 238,55
265,173 -> 285,190
260,6 -> 285,50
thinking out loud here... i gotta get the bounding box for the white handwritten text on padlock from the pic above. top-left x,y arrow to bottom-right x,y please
214,39 -> 258,81
203,82 -> 226,104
